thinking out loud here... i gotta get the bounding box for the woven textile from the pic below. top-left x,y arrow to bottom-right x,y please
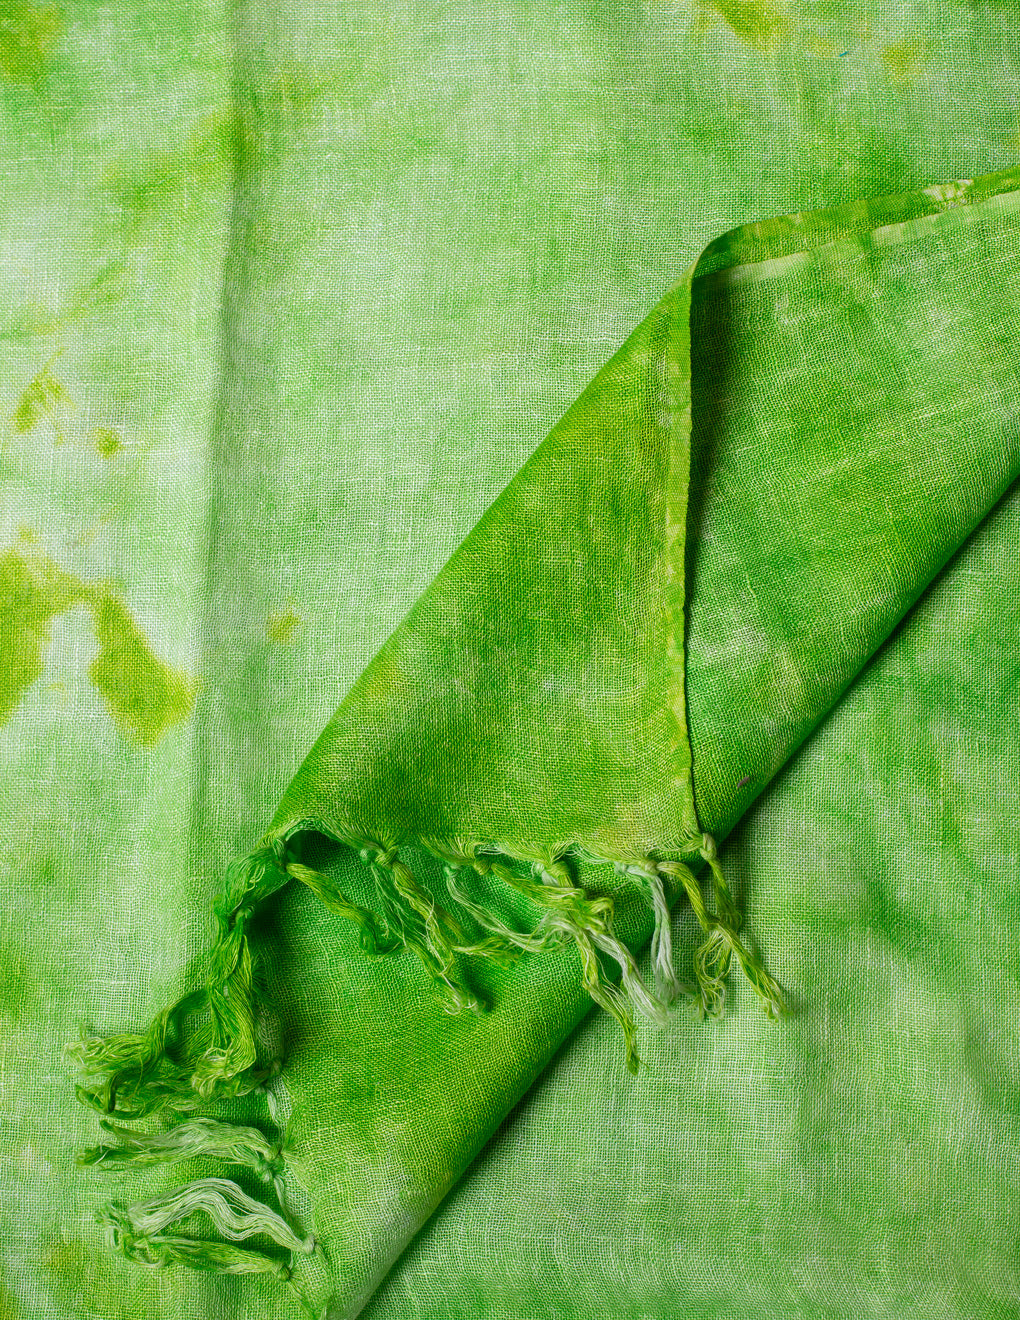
1,4 -> 1018,1318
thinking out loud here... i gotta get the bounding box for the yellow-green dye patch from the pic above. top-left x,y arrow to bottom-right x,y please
11,363 -> 70,436
881,39 -> 929,83
92,426 -> 123,458
801,30 -> 838,58
0,547 -> 83,724
106,107 -> 238,224
88,589 -> 196,744
0,1 -> 61,84
705,0 -> 785,47
0,545 -> 196,742
267,606 -> 302,643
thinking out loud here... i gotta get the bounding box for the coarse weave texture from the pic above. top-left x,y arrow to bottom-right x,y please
1,3 -> 1019,1319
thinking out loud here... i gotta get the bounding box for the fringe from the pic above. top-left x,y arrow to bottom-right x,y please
358,844 -> 484,1014
615,861 -> 687,1004
71,824 -> 782,1284
79,1115 -> 283,1186
70,828 -> 782,1116
99,1175 -> 314,1278
658,834 -> 785,1021
436,843 -> 694,1073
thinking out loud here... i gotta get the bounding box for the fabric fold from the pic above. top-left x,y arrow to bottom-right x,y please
69,165 -> 1020,1317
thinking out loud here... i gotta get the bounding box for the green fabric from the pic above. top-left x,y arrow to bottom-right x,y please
365,478 -> 1020,1320
2,4 -> 1019,1318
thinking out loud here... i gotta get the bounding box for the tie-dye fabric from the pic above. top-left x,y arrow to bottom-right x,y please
1,4 -> 1017,1318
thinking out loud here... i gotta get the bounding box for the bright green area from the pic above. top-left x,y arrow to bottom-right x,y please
264,175 -> 1020,1316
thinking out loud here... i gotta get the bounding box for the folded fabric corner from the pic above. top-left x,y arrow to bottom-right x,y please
68,163 -> 1020,1316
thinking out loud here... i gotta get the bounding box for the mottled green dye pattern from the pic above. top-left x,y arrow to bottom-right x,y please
107,108 -> 238,228
0,1282 -> 24,1320
87,589 -> 196,744
0,546 -> 82,723
3,3 -> 1020,1320
0,545 -> 195,741
0,0 -> 60,84
268,173 -> 1020,1317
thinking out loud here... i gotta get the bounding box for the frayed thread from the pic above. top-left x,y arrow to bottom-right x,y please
357,844 -> 485,1015
99,1176 -> 314,1278
435,846 -> 674,1074
70,828 -> 782,1119
616,861 -> 688,1005
79,1115 -> 284,1187
659,834 -> 785,1021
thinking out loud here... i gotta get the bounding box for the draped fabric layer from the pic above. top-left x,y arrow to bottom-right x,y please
266,173 -> 1020,1315
70,168 -> 1020,1316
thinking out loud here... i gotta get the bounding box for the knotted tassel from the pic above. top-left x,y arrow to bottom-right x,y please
70,844 -> 294,1118
460,852 -> 669,1074
615,860 -> 688,1004
358,843 -> 484,1014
